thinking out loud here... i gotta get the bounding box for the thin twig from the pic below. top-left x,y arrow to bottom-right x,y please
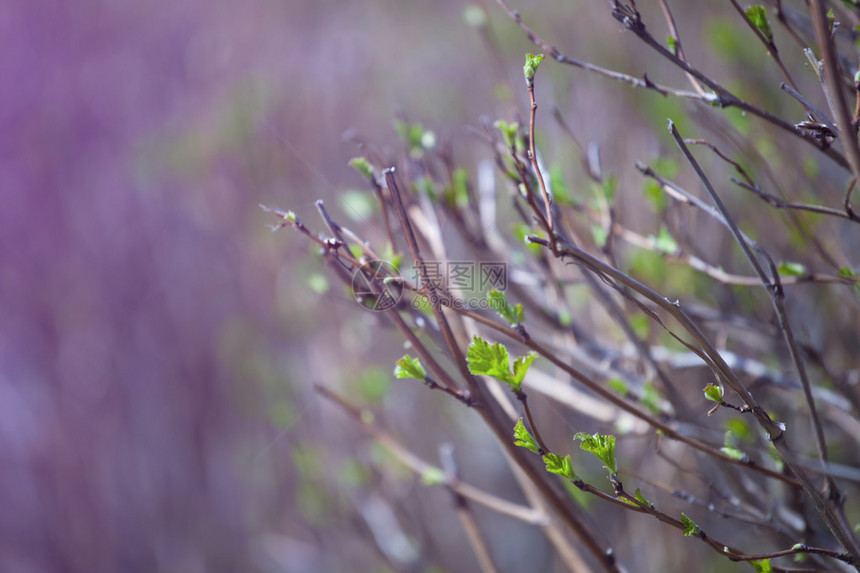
526,74 -> 554,235
810,0 -> 860,184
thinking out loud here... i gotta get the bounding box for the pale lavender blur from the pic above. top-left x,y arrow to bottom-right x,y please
0,1 -> 511,571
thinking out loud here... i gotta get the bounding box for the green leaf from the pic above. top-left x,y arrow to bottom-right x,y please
415,176 -> 437,200
746,6 -> 773,43
512,352 -> 538,389
574,432 -> 617,475
421,466 -> 446,486
523,53 -> 545,83
652,226 -> 678,254
608,378 -> 628,395
549,165 -> 575,206
445,168 -> 470,209
488,289 -> 525,327
642,178 -> 667,213
358,366 -> 391,403
307,273 -> 329,294
348,157 -> 374,181
838,266 -> 856,279
380,243 -> 403,274
394,121 -> 427,158
619,488 -> 653,508
667,35 -> 678,55
750,558 -> 773,573
680,513 -> 701,536
641,382 -> 662,415
591,224 -> 608,248
635,488 -> 652,508
467,336 -> 514,386
703,383 -> 724,403
602,174 -> 618,205
778,261 -> 806,277
494,120 -> 520,150
467,337 -> 536,392
394,355 -> 427,380
514,418 -> 541,453
513,223 -> 543,256
543,453 -> 576,479
720,446 -> 748,462
725,418 -> 754,443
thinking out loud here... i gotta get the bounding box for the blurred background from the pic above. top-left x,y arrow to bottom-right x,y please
4,0 -> 857,571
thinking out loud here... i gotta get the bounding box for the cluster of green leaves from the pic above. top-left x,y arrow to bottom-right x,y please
493,119 -> 523,152
523,53 -> 545,83
466,336 -> 537,393
514,419 -> 576,478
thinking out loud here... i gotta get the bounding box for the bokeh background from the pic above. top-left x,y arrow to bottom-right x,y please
4,0 -> 858,571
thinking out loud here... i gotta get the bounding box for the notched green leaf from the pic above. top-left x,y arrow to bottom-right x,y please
543,453 -> 576,479
467,336 -> 536,392
512,352 -> 538,389
514,418 -> 541,453
467,336 -> 514,385
574,432 -> 617,475
488,289 -> 525,327
394,355 -> 427,380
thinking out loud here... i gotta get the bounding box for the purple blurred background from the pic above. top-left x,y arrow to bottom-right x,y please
1,1 -> 529,571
